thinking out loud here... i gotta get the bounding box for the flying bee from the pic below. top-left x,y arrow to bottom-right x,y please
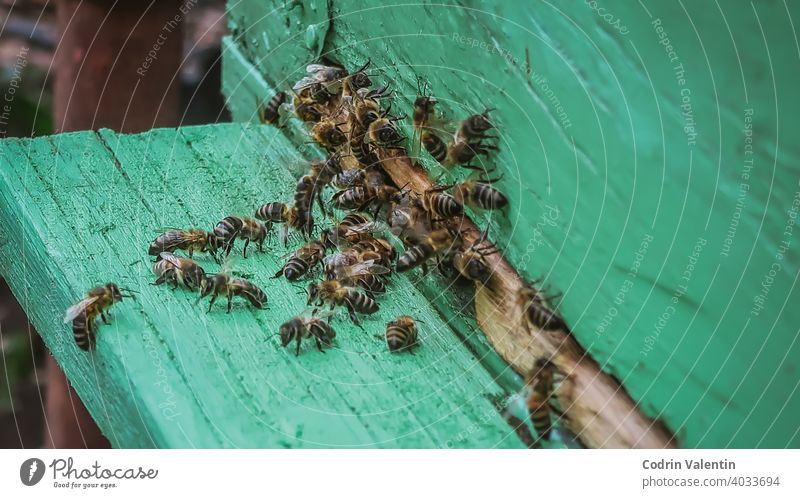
312,119 -> 348,151
211,216 -> 244,257
331,168 -> 365,190
307,280 -> 379,325
257,91 -> 287,125
455,108 -> 495,143
63,283 -> 135,351
517,282 -> 566,331
152,252 -> 207,290
148,229 -> 216,260
197,273 -> 267,313
279,312 -> 337,356
451,176 -> 508,210
385,315 -> 419,352
274,239 -> 326,281
422,186 -> 464,221
452,230 -> 498,284
396,227 -> 460,274
526,358 -> 559,441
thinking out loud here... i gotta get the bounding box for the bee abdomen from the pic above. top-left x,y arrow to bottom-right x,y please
386,325 -> 417,352
422,131 -> 447,163
72,312 -> 96,351
261,92 -> 287,124
357,274 -> 385,294
525,305 -> 565,331
347,290 -> 378,314
475,184 -> 508,210
281,258 -> 310,281
431,193 -> 463,218
527,392 -> 552,440
396,245 -> 431,272
255,202 -> 286,222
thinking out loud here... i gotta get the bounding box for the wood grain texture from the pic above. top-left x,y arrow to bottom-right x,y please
0,124 -> 525,448
223,0 -> 800,448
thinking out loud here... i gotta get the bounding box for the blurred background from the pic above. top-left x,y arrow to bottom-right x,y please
0,0 -> 229,448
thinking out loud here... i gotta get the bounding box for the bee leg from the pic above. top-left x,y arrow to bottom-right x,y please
226,290 -> 233,314
242,239 -> 250,259
152,274 -> 167,286
295,337 -> 302,356
100,312 -> 109,325
345,301 -> 362,328
207,294 -> 218,313
314,336 -> 325,352
188,248 -> 194,259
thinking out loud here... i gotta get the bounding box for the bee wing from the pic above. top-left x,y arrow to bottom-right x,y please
63,296 -> 101,323
344,221 -> 388,236
338,260 -> 390,278
158,252 -> 183,268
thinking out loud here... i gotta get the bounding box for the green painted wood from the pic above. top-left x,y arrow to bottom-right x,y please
222,0 -> 800,447
0,124 -> 524,448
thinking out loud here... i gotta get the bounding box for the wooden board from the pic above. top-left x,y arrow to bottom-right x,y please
222,0 -> 800,448
0,124 -> 525,448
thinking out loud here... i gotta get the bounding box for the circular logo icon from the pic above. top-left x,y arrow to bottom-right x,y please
20,458 -> 45,486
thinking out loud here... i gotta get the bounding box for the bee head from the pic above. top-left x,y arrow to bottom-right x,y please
279,319 -> 300,347
306,282 -> 320,305
106,283 -> 123,301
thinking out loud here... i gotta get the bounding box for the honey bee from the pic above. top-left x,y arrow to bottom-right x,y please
350,237 -> 396,266
396,227 -> 460,274
451,176 -> 508,210
321,213 -> 386,248
331,168 -> 366,190
237,217 -> 268,257
274,239 -> 326,281
311,119 -> 348,151
385,315 -> 419,352
446,139 -> 499,167
387,192 -> 432,246
526,358 -> 558,441
350,130 -> 380,168
307,280 -> 379,325
293,64 -> 348,96
452,230 -> 498,283
148,229 -> 216,260
279,312 -> 337,356
293,175 -> 318,237
412,78 -> 438,131
197,273 -> 267,313
257,92 -> 287,125
422,186 -> 464,221
306,154 -> 344,216
367,113 -> 406,150
293,99 -> 325,122
454,108 -> 495,144
211,216 -> 244,257
517,283 -> 566,331
330,184 -> 399,213
255,201 -> 302,245
350,85 -> 390,129
63,283 -> 135,351
341,59 -> 373,98
152,252 -> 207,290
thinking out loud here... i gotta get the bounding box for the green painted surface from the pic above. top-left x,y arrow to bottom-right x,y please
0,124 -> 525,448
223,0 -> 800,447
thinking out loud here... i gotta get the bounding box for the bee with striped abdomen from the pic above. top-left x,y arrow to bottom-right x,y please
274,239 -> 326,281
517,282 -> 566,331
152,252 -> 207,290
452,230 -> 498,284
63,283 -> 135,351
367,112 -> 406,151
422,186 -> 464,221
330,184 -> 399,213
197,273 -> 267,313
452,176 -> 508,211
211,216 -> 244,257
446,139 -> 499,167
421,129 -> 448,165
255,202 -> 302,246
385,315 -> 419,352
396,227 -> 460,275
257,92 -> 287,125
526,358 -> 558,441
341,59 -> 374,98
307,280 -> 379,325
279,312 -> 337,356
148,229 -> 216,260
293,175 -> 318,237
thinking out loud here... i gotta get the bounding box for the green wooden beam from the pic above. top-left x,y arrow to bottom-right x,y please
222,0 -> 800,447
0,124 -> 525,448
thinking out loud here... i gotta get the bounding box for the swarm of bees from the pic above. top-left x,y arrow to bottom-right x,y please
64,58 -> 571,445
